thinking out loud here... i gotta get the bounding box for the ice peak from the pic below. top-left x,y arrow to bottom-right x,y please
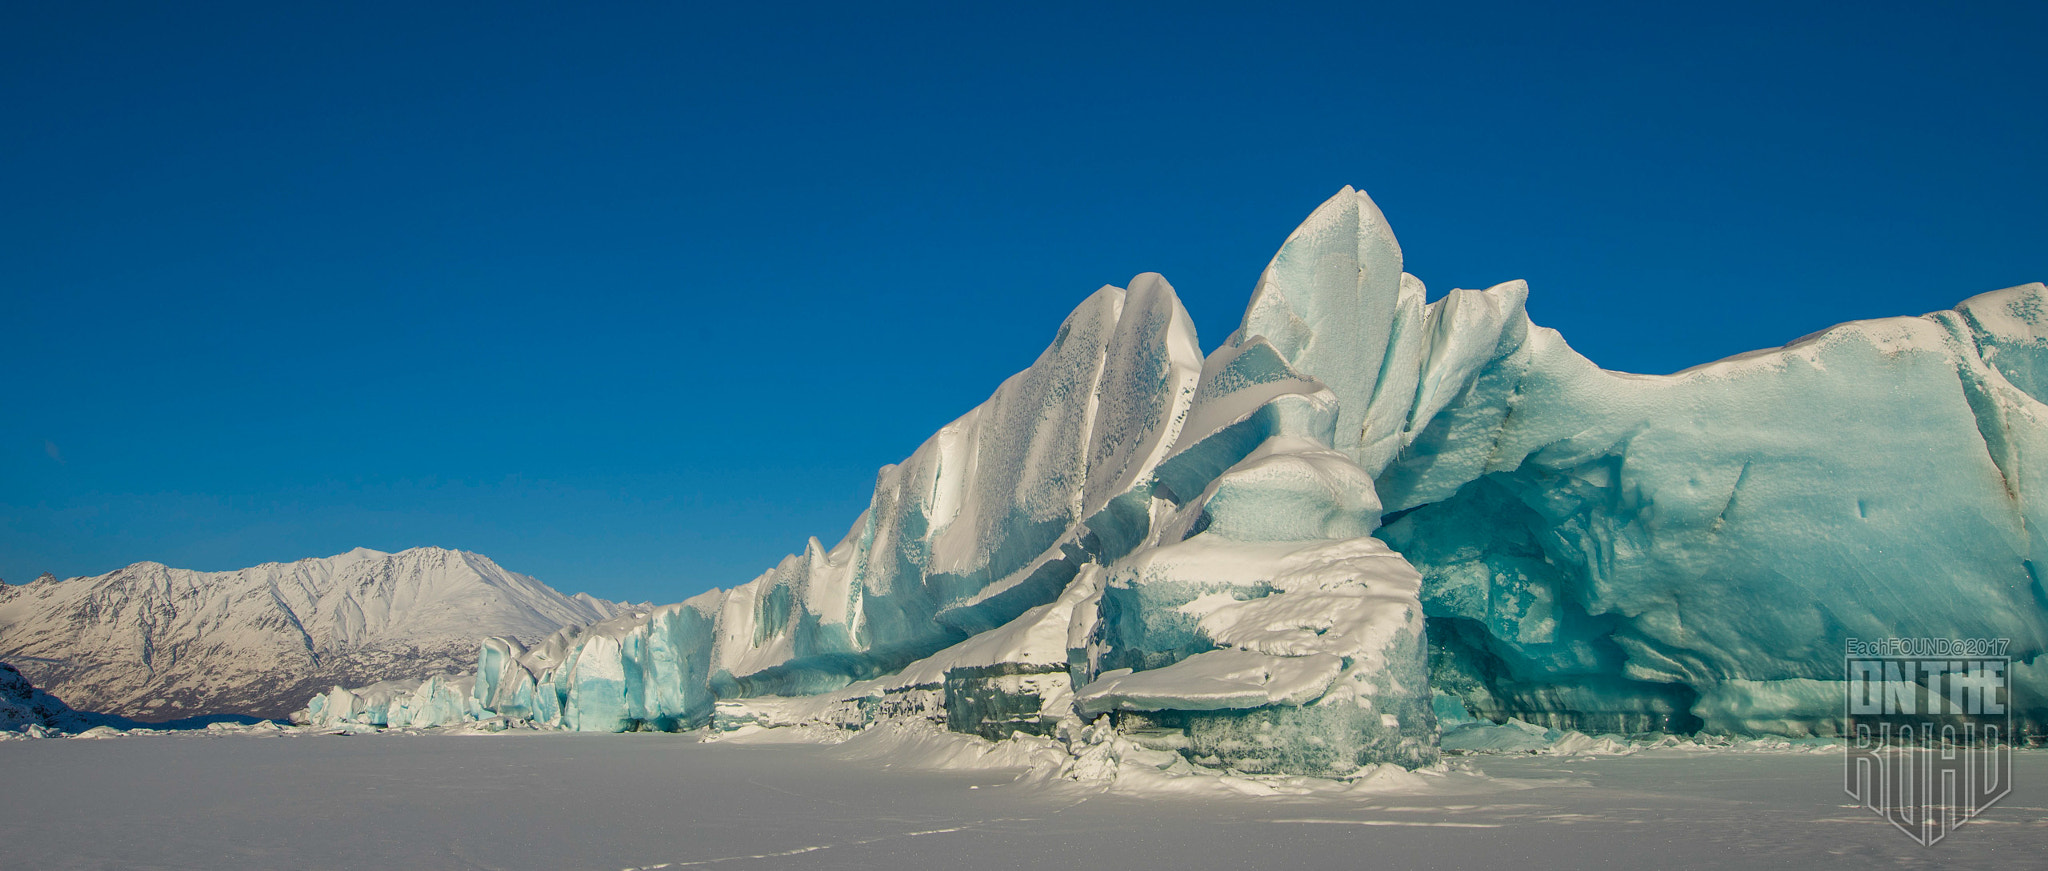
1276,186 -> 1400,262
1229,186 -> 1406,462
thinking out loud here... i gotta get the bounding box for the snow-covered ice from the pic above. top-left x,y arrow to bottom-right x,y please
2,728 -> 2043,870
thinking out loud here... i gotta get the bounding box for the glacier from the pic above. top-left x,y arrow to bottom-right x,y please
301,187 -> 2048,773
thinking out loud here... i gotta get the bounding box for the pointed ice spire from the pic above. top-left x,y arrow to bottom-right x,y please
1229,186 -> 1405,461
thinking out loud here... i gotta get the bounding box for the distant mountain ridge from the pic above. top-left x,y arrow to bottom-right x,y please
0,547 -> 638,721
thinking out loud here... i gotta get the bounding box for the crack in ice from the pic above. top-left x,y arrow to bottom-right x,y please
1270,818 -> 1503,828
619,817 -> 1038,869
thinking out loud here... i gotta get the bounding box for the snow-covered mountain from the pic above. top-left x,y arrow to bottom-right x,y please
0,547 -> 637,721
0,661 -> 75,732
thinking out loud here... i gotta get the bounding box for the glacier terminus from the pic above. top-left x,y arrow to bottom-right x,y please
300,187 -> 2048,776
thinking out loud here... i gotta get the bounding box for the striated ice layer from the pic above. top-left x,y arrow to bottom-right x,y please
309,185 -> 2046,767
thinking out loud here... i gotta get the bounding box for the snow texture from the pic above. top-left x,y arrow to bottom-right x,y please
3,729 -> 2044,870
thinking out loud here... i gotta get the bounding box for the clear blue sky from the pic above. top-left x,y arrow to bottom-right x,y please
4,2 -> 2042,604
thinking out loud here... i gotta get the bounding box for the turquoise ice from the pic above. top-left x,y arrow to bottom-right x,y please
307,187 -> 2048,767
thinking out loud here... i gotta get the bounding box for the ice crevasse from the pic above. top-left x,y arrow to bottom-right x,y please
304,187 -> 2048,773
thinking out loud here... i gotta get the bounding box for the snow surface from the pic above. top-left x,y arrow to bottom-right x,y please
1,727 -> 2043,870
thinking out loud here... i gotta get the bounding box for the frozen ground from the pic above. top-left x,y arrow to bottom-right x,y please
2,730 -> 2045,870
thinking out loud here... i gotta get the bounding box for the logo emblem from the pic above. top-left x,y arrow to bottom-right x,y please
1844,637 -> 2012,845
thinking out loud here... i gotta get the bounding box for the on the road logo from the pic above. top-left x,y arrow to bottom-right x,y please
1844,637 -> 2012,845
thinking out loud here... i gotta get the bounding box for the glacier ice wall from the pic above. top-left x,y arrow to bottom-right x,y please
316,186 -> 2048,767
303,673 -> 475,730
1373,281 -> 2048,734
426,275 -> 1213,735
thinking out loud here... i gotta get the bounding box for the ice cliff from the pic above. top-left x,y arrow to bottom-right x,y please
305,187 -> 2048,773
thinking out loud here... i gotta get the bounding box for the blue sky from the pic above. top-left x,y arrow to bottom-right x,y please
4,2 -> 2042,604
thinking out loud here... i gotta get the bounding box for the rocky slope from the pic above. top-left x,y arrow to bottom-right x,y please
0,661 -> 75,731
